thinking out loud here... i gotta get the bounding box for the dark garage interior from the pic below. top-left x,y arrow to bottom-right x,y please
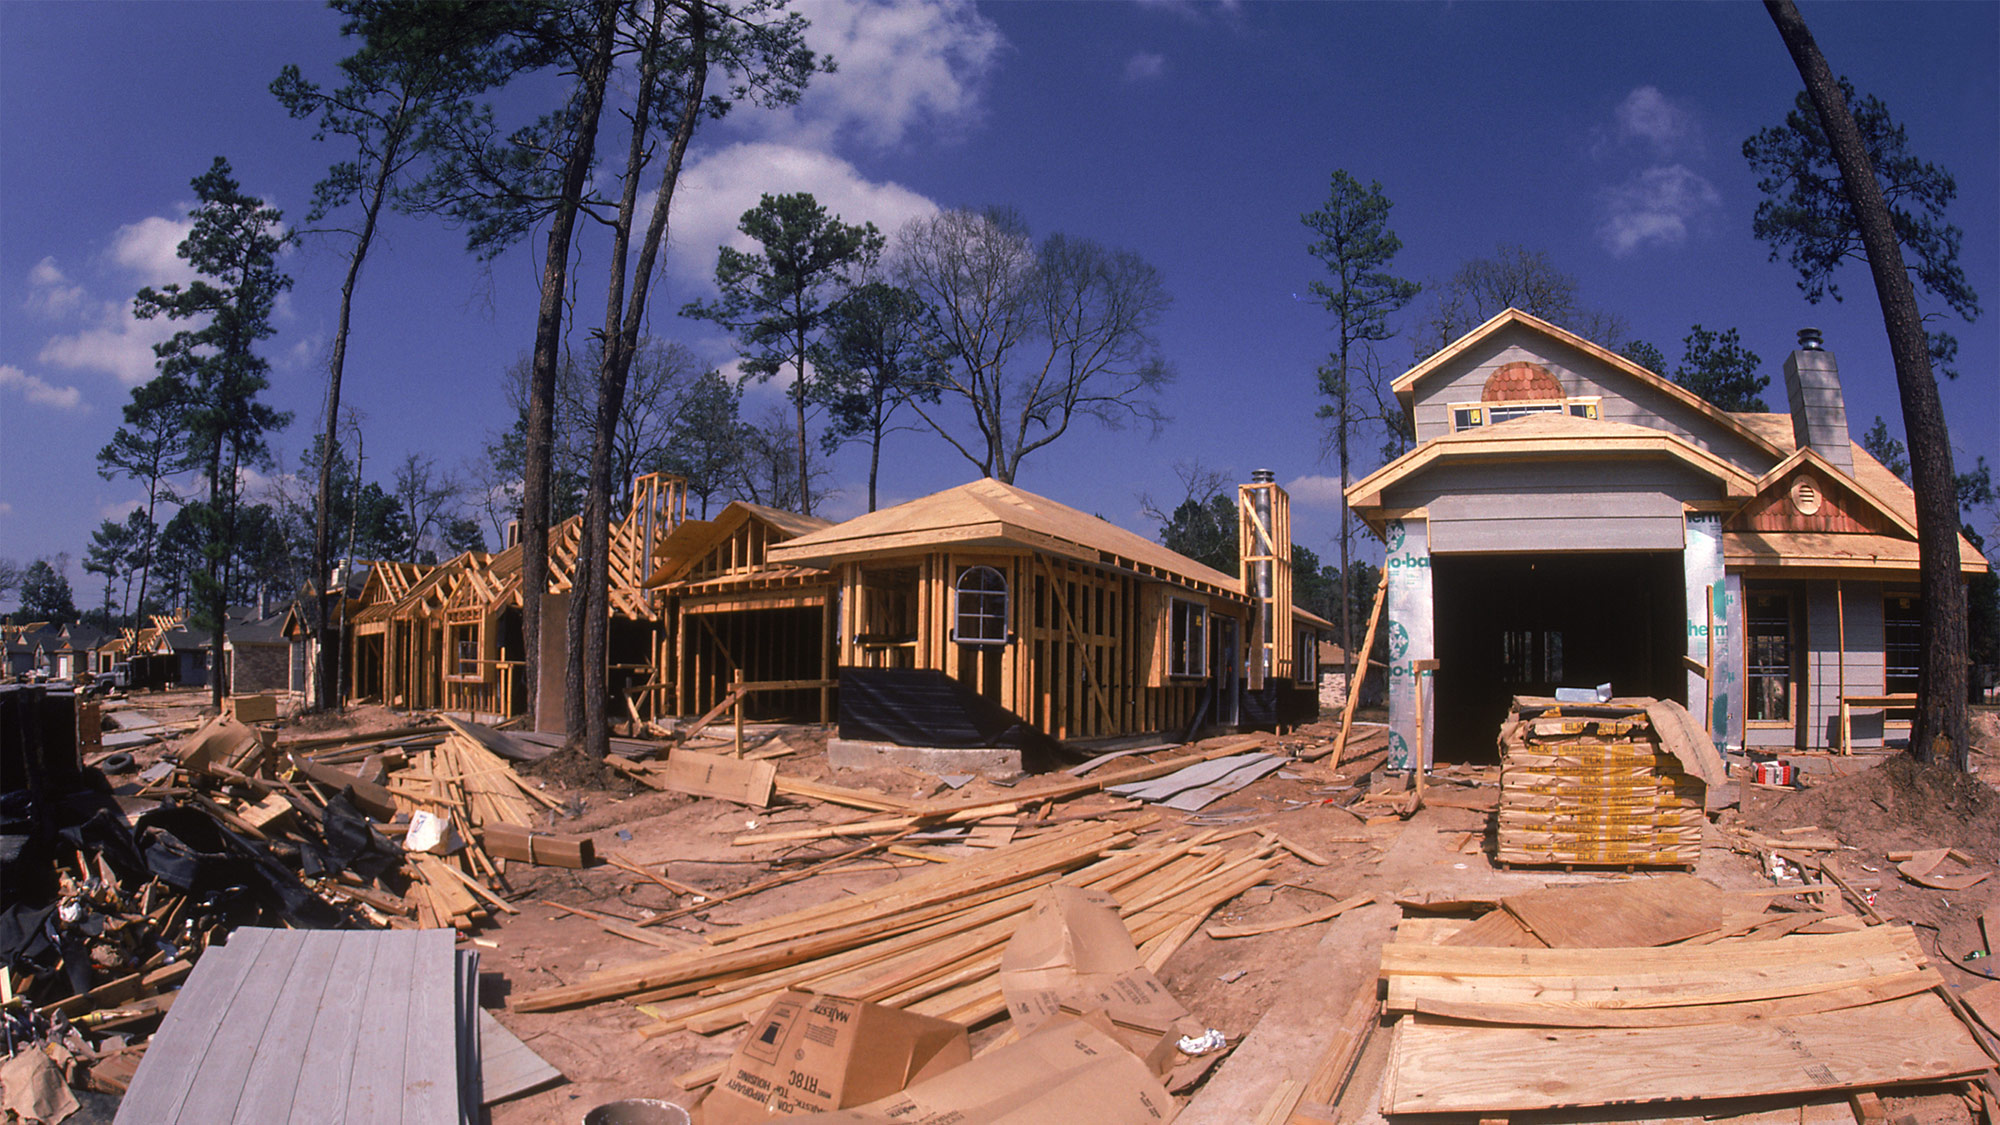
1429,551 -> 1686,762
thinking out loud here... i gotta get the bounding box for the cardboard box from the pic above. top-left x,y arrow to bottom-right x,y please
225,693 -> 279,723
702,991 -> 970,1125
773,1013 -> 1178,1125
999,886 -> 1191,1064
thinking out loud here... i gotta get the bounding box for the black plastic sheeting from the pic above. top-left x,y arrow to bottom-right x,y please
1240,681 -> 1320,731
837,668 -> 1063,769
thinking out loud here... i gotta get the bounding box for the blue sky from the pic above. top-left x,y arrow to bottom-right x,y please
3,0 -> 1995,609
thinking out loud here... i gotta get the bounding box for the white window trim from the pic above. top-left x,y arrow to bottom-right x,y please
952,565 -> 1010,646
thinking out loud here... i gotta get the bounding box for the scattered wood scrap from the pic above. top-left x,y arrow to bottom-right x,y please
514,816 -> 1281,1068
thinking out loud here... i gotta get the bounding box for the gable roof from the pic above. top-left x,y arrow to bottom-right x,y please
1393,308 -> 1787,462
644,501 -> 833,588
767,478 -> 1244,598
1346,411 -> 1759,514
1725,413 -> 1986,573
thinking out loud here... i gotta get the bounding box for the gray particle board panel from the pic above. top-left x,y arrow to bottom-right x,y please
177,931 -> 311,1123
229,930 -> 345,1123
403,930 -> 462,1124
289,928 -> 383,1122
1108,751 -> 1273,801
477,1008 -> 562,1105
1161,755 -> 1288,811
114,927 -> 270,1124
120,925 -> 471,1124
347,928 -> 420,1122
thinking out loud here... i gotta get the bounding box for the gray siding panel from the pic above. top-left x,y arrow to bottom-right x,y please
1387,457 -> 1710,555
1409,325 -> 1778,471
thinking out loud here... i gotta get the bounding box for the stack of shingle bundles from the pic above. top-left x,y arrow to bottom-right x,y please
1494,697 -> 1721,868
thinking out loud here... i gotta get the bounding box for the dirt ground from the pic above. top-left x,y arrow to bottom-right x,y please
442,712 -> 1994,1123
74,694 -> 2000,1122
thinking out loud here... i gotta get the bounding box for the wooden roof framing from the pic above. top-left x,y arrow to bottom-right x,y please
768,478 -> 1247,601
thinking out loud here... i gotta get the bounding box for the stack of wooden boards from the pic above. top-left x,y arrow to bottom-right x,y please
1495,697 -> 1722,868
512,817 -> 1283,1093
113,928 -> 481,1124
1375,877 -> 1996,1117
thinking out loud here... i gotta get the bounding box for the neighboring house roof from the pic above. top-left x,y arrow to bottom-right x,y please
1391,308 -> 1788,463
767,478 -> 1246,599
227,612 -> 289,647
61,623 -> 108,652
1346,412 -> 1759,514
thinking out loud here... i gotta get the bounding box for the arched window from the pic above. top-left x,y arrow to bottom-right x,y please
954,566 -> 1009,645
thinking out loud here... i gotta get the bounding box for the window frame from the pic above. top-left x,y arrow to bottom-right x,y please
952,565 -> 1011,647
1744,590 -> 1794,725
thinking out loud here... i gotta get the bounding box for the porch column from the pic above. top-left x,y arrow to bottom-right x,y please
1384,517 -> 1434,770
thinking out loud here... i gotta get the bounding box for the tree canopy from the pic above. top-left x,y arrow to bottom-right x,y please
683,192 -> 883,516
897,206 -> 1174,484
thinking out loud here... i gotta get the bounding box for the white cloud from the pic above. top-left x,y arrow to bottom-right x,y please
780,0 -> 1004,149
25,258 -> 87,318
0,364 -> 85,411
1597,165 -> 1721,256
38,306 -> 176,386
108,214 -> 197,287
1123,52 -> 1166,83
1284,473 -> 1348,507
97,498 -> 143,521
667,142 -> 940,287
1613,86 -> 1697,157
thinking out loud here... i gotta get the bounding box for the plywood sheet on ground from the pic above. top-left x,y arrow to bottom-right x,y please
1383,991 -> 1987,1113
1499,874 -> 1735,948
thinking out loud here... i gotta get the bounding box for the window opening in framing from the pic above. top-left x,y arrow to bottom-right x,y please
954,565 -> 1009,645
1746,591 -> 1793,723
1170,598 -> 1207,678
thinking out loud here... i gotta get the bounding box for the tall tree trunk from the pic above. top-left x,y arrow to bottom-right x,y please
314,147 -> 397,714
569,0 -> 706,758
524,0 -> 616,731
1766,0 -> 1970,769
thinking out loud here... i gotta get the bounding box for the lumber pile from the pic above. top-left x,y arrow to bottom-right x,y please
515,818 -> 1281,1063
1495,697 -> 1709,868
1373,877 -> 1995,1117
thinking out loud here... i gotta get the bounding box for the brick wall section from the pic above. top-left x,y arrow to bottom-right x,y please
229,643 -> 289,694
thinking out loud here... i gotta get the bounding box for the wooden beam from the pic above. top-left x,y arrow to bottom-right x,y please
1314,569 -> 1387,765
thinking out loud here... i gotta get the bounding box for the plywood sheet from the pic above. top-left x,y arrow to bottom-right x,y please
1383,992 -> 1988,1113
1500,874 -> 1734,948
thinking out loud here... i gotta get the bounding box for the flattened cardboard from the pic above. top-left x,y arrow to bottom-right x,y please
702,991 -> 969,1125
999,886 -> 1189,1050
773,1014 -> 1177,1125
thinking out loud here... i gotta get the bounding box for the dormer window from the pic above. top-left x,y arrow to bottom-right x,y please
1451,396 -> 1600,431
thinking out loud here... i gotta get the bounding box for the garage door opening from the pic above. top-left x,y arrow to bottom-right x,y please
1431,552 -> 1684,763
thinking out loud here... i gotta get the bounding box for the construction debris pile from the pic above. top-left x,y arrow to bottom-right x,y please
1495,696 -> 1722,868
0,685 -> 579,1107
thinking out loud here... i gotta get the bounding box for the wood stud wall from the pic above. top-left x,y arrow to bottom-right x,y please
835,550 -> 1242,743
